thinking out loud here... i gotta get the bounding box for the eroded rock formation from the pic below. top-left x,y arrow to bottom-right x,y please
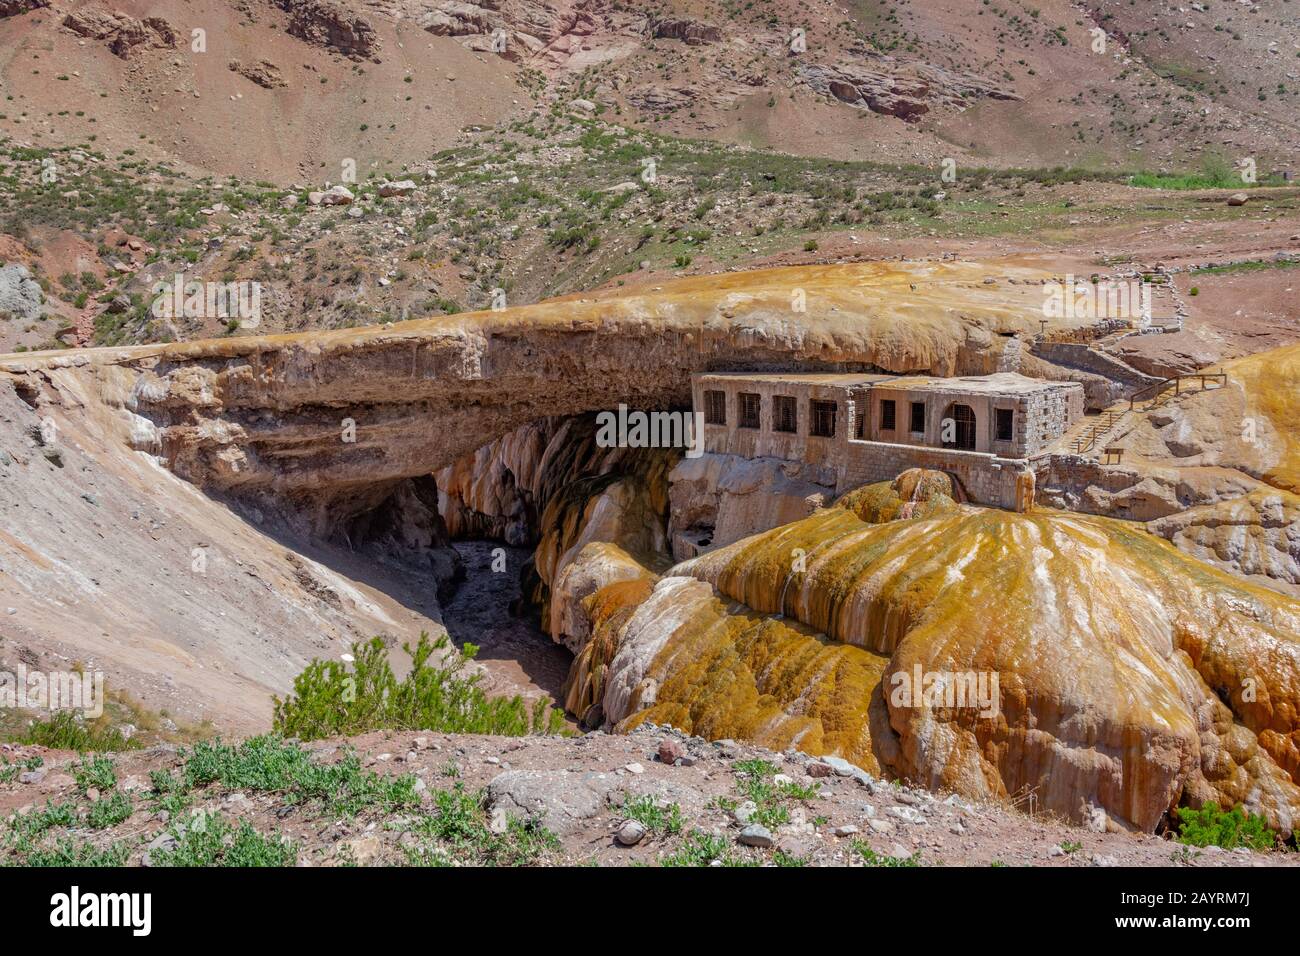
61,10 -> 179,58
604,479 -> 1300,833
276,0 -> 379,58
799,60 -> 1019,123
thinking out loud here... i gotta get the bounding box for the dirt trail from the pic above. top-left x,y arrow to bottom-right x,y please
441,541 -> 572,706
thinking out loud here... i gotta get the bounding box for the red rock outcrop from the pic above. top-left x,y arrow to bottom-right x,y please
276,0 -> 379,58
61,10 -> 179,59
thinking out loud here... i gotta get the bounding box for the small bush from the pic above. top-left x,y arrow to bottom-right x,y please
150,812 -> 297,867
21,712 -> 137,752
86,791 -> 133,829
403,785 -> 559,866
272,633 -> 565,740
620,794 -> 684,836
73,755 -> 116,795
1175,802 -> 1275,850
660,829 -> 754,868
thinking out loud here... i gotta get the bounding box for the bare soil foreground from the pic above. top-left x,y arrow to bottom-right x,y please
3,724 -> 1294,868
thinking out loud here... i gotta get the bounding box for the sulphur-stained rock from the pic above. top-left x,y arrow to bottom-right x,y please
607,496 -> 1300,833
7,260 -> 1103,518
549,541 -> 653,654
605,575 -> 889,774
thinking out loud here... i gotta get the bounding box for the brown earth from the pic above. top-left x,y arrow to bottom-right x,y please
3,724 -> 1295,866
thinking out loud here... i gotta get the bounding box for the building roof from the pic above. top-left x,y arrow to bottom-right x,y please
694,371 -> 1078,395
878,372 -> 1078,395
695,371 -> 895,387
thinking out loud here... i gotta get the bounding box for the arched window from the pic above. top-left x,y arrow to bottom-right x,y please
942,403 -> 977,450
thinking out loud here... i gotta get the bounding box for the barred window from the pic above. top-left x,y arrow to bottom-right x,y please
773,395 -> 798,433
704,390 -> 727,425
810,400 -> 837,438
738,392 -> 761,429
880,399 -> 896,432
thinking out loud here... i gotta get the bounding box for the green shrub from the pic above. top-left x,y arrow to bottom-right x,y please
272,633 -> 565,740
660,829 -> 755,867
852,840 -> 922,866
21,712 -> 137,752
73,755 -> 116,795
150,812 -> 297,867
1175,802 -> 1276,850
86,791 -> 133,829
402,784 -> 559,866
619,794 -> 684,836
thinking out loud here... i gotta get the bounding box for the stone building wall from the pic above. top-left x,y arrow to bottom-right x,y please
693,372 -> 1077,512
838,441 -> 1035,511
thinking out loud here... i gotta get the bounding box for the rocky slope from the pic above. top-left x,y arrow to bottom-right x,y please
3,724 -> 1295,867
5,0 -> 1298,181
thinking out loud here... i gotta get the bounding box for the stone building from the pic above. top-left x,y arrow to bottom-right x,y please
691,371 -> 1084,511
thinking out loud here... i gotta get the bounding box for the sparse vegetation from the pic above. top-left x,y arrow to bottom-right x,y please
272,633 -> 566,740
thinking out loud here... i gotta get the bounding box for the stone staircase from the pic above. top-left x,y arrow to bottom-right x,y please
996,335 -> 1023,372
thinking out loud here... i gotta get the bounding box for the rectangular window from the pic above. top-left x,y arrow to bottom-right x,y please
738,392 -> 761,429
704,389 -> 726,426
880,399 -> 896,432
810,400 -> 837,438
773,395 -> 798,433
910,401 -> 926,434
995,408 -> 1014,442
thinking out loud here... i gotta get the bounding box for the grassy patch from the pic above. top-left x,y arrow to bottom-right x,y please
17,712 -> 138,752
149,811 -> 297,867
733,758 -> 820,829
660,829 -> 756,867
180,735 -> 419,816
401,784 -> 559,866
1190,257 -> 1300,276
619,794 -> 684,837
851,840 -> 922,867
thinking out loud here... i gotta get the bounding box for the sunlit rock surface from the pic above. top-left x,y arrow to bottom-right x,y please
1148,488 -> 1300,598
667,453 -> 836,561
605,477 -> 1300,833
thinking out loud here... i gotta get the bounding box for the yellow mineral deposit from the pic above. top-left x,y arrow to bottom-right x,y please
605,472 -> 1300,833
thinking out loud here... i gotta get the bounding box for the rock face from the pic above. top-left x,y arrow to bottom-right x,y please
604,486 -> 1300,834
799,60 -> 1019,122
61,10 -> 179,59
276,0 -> 379,58
0,0 -> 46,18
1148,489 -> 1300,597
667,453 -> 835,561
0,263 -> 43,322
650,17 -> 722,45
229,59 -> 288,89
